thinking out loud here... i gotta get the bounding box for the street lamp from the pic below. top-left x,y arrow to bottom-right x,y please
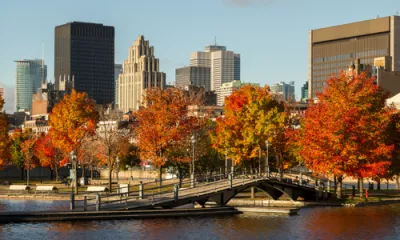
191,134 -> 196,188
265,140 -> 271,179
70,151 -> 77,194
116,157 -> 120,185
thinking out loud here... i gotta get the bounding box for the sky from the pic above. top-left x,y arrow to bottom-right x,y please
0,0 -> 399,112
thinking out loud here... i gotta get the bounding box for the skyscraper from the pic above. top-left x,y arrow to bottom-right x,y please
270,81 -> 295,101
190,43 -> 240,103
309,16 -> 400,98
301,82 -> 309,102
14,59 -> 47,111
114,64 -> 123,105
175,66 -> 210,91
118,35 -> 166,112
54,22 -> 115,104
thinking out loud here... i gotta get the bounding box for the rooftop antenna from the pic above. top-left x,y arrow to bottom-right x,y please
214,36 -> 217,45
395,9 -> 399,16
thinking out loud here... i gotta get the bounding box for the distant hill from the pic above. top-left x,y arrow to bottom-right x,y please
0,83 -> 14,113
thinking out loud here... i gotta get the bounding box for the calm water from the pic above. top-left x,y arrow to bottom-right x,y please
0,200 -> 400,240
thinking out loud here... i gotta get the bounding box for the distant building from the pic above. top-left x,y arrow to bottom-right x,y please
24,119 -> 50,134
270,81 -> 295,101
54,22 -> 115,104
189,43 -> 240,102
31,78 -> 73,117
14,59 -> 47,111
301,82 -> 309,102
114,64 -> 123,106
118,35 -> 166,112
176,66 -> 211,91
218,80 -> 259,106
309,16 -> 400,99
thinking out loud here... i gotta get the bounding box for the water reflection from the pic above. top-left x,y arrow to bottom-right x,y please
0,200 -> 399,239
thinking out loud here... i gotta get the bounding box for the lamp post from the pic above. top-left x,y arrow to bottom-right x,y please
70,151 -> 77,194
191,135 -> 196,188
265,140 -> 270,179
116,157 -> 120,185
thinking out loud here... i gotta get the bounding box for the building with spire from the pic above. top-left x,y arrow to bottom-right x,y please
187,41 -> 240,105
14,59 -> 47,112
118,35 -> 166,112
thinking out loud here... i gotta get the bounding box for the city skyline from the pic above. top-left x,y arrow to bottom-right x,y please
1,0 -> 399,112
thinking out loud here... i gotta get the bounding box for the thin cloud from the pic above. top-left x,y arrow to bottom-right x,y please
224,0 -> 275,7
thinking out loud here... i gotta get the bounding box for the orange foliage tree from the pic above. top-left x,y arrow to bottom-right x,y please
34,131 -> 64,181
49,90 -> 99,193
0,92 -> 9,168
211,85 -> 287,177
135,88 -> 205,185
297,73 -> 394,198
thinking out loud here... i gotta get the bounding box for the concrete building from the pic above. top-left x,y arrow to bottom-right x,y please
176,66 -> 211,91
217,80 -> 259,106
118,35 -> 166,112
301,82 -> 309,102
114,64 -> 123,106
190,43 -> 240,99
270,81 -> 295,101
55,22 -> 115,104
31,78 -> 73,117
309,16 -> 400,98
14,59 -> 47,111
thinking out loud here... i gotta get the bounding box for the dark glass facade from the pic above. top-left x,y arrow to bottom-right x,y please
54,22 -> 115,104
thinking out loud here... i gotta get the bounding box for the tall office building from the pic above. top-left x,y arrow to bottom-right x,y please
14,59 -> 47,111
190,44 -> 240,94
309,16 -> 400,98
301,82 -> 309,102
270,81 -> 295,101
54,22 -> 115,104
114,64 -> 123,105
118,35 -> 166,112
176,66 -> 210,91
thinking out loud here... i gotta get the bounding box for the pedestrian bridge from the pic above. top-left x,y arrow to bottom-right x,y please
72,173 -> 321,211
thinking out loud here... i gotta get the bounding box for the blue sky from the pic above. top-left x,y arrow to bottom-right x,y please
0,0 -> 399,111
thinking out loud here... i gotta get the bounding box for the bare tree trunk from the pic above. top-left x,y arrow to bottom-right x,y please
396,175 -> 399,190
336,176 -> 343,199
108,168 -> 112,193
359,177 -> 363,198
55,164 -> 59,182
91,165 -> 93,180
74,161 -> 78,194
334,176 -> 337,193
159,166 -> 163,187
387,179 -> 389,191
377,178 -> 381,190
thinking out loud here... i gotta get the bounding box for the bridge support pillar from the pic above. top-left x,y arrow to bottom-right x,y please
250,187 -> 255,199
174,184 -> 179,201
139,181 -> 144,200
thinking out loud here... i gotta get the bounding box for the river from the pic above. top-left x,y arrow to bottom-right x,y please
0,199 -> 399,240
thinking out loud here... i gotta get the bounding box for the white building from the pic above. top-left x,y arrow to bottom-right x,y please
118,36 -> 166,112
190,44 -> 240,101
114,64 -> 123,105
270,81 -> 295,101
217,80 -> 259,106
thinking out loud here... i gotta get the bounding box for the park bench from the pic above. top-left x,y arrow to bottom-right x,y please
35,186 -> 58,194
9,185 -> 30,194
87,186 -> 109,193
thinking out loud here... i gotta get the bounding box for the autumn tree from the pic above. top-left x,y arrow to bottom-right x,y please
135,88 -> 205,186
34,131 -> 63,181
297,72 -> 393,198
49,90 -> 99,194
0,92 -> 9,168
211,85 -> 287,177
21,135 -> 38,185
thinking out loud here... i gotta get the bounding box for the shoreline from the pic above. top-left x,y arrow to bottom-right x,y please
2,194 -> 400,208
